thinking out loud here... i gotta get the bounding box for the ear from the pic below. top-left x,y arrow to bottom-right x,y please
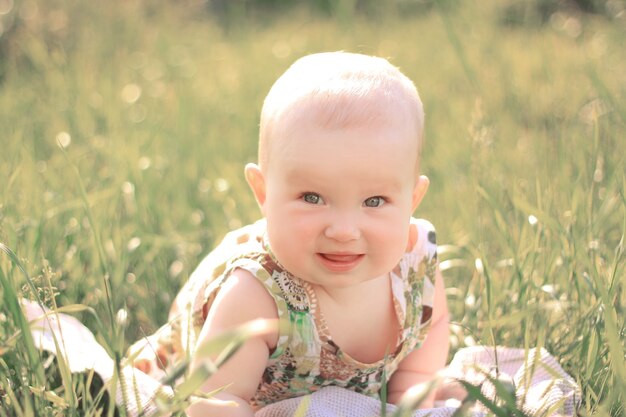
411,175 -> 429,211
245,163 -> 267,209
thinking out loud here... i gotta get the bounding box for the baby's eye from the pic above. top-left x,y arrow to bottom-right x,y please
302,193 -> 324,205
363,196 -> 385,208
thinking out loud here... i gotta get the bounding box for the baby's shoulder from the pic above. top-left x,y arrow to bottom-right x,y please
406,217 -> 437,259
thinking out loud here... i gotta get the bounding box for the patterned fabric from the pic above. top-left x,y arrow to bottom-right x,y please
127,217 -> 438,408
254,347 -> 581,417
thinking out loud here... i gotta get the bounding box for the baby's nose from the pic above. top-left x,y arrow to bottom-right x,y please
324,214 -> 361,242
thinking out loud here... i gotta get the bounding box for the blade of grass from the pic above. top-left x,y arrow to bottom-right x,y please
170,319 -> 279,402
433,0 -> 479,92
293,395 -> 311,417
0,244 -> 46,387
57,146 -> 116,338
57,145 -> 125,416
390,378 -> 439,417
457,380 -> 509,417
587,66 -> 626,126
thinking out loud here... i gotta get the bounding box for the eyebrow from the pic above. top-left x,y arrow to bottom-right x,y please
284,167 -> 406,194
284,169 -> 318,186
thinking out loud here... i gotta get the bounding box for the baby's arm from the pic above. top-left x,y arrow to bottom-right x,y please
386,266 -> 450,408
186,269 -> 279,417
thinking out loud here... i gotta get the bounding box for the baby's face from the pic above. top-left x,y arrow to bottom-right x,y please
254,112 -> 425,289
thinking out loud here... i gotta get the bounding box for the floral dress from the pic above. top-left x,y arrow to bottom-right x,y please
128,217 -> 438,408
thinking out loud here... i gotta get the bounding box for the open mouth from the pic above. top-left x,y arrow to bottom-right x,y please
317,253 -> 364,272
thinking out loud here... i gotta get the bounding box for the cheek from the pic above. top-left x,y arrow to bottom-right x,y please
266,208 -> 319,258
371,216 -> 410,254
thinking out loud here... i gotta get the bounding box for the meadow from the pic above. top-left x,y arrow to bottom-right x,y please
0,0 -> 624,415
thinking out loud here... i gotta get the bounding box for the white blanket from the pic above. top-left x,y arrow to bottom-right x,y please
23,300 -> 580,417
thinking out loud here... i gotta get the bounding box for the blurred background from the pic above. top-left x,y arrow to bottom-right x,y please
0,0 -> 624,415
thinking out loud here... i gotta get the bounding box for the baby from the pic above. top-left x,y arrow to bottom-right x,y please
131,51 -> 450,416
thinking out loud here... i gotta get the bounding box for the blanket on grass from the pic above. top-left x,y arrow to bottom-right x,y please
22,299 -> 580,417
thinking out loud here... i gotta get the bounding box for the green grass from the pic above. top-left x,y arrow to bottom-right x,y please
1,0 -> 624,415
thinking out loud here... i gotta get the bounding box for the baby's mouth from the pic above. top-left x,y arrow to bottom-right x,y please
317,253 -> 364,272
319,253 -> 362,262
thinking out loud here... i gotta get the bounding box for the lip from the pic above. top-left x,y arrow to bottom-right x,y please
316,252 -> 364,272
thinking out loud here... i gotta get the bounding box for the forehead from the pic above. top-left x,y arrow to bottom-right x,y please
268,115 -> 419,186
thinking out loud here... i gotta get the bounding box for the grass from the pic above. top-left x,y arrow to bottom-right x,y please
1,0 -> 624,415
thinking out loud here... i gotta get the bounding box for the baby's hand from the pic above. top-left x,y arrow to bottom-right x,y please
126,333 -> 170,379
187,392 -> 255,417
436,377 -> 468,402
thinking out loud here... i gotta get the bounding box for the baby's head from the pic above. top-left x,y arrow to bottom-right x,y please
258,51 -> 425,174
246,52 -> 429,288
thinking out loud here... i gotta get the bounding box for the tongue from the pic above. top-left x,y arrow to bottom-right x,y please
322,254 -> 359,262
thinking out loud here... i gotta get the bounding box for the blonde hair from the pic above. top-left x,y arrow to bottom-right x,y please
258,52 -> 425,170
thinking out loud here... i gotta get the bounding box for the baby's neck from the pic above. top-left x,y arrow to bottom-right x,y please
311,273 -> 399,363
313,273 -> 390,306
